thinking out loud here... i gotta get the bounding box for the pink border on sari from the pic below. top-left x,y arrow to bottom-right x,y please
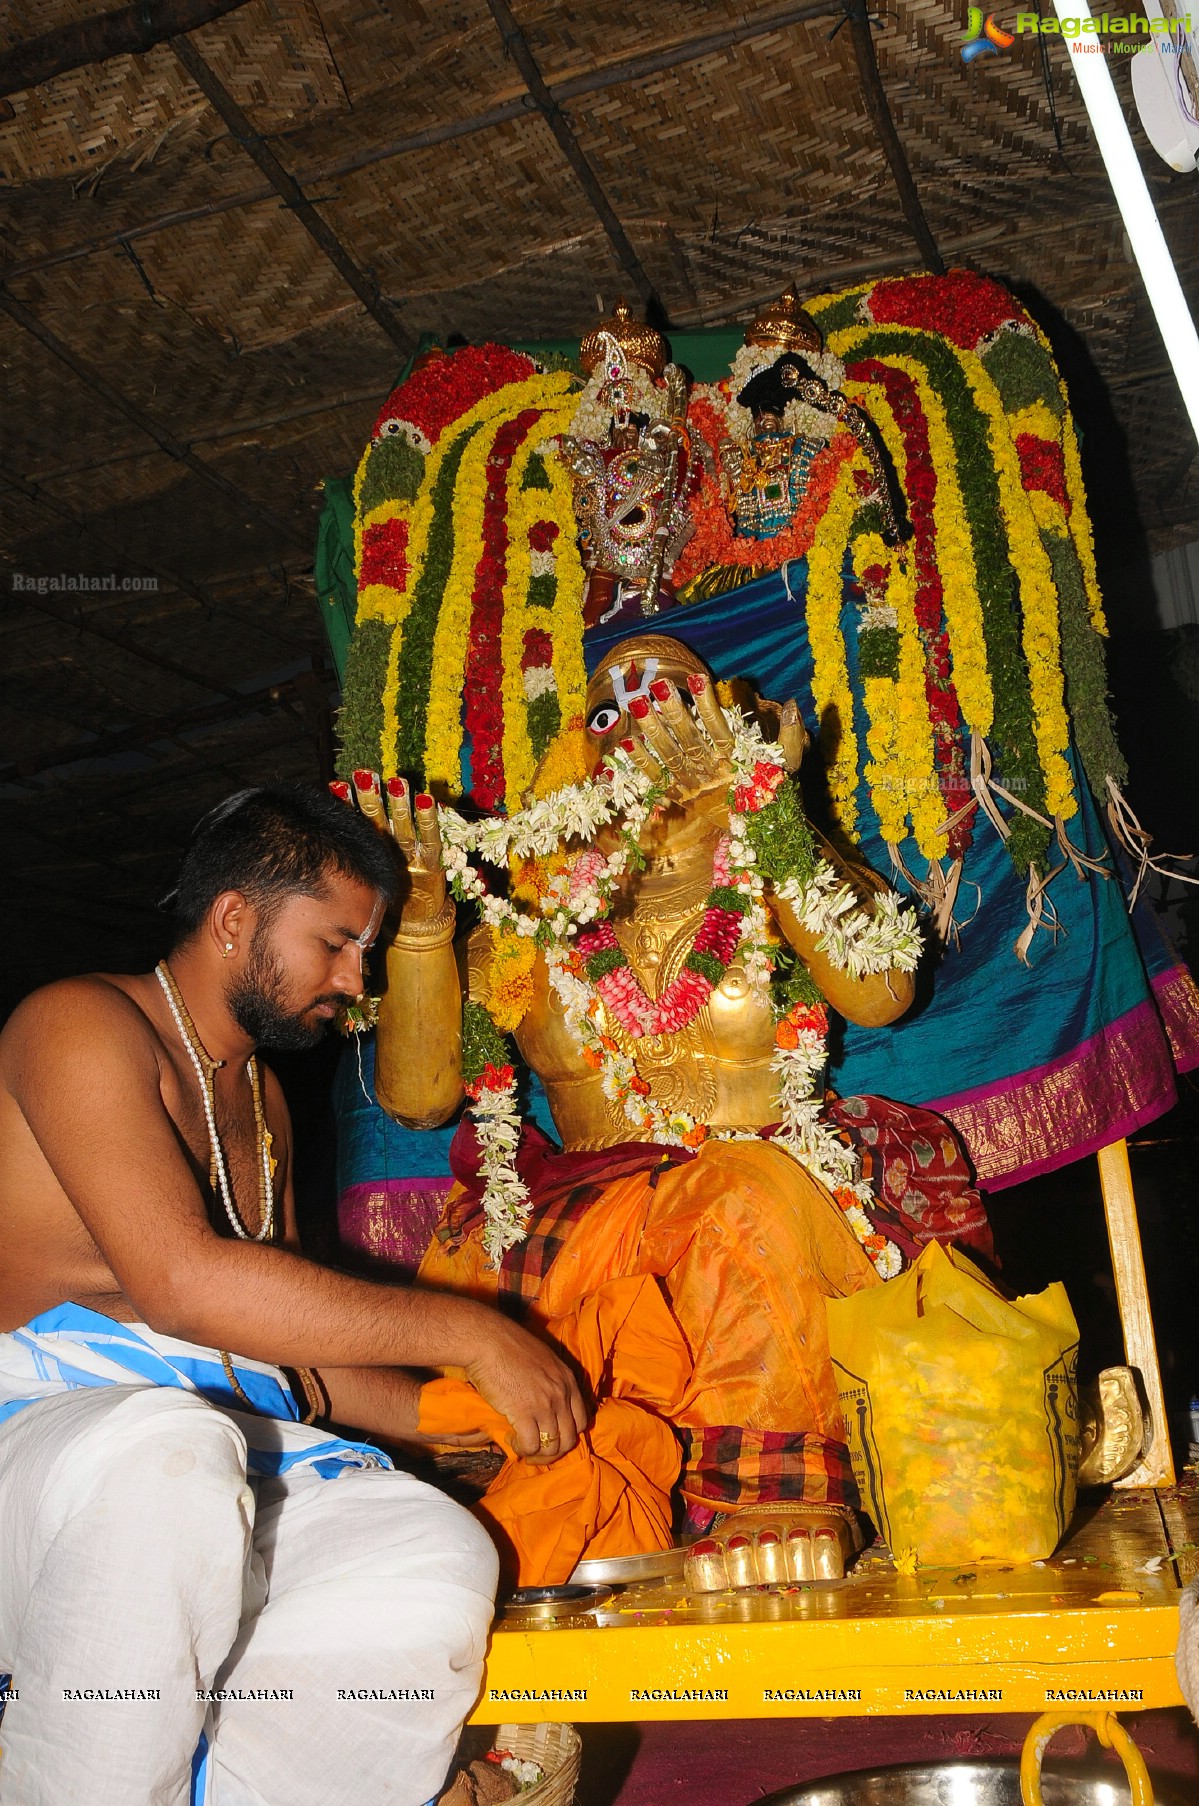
338,1177 -> 451,1276
927,965 -> 1199,1191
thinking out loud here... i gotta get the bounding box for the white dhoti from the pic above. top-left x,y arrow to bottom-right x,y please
0,1313 -> 499,1806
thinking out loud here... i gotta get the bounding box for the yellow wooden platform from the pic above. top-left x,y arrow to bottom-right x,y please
471,1479 -> 1198,1724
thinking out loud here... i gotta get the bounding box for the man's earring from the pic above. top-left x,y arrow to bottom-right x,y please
222,942 -> 234,959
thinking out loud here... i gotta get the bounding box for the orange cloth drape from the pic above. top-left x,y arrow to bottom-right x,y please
419,1139 -> 880,1539
418,1275 -> 688,1584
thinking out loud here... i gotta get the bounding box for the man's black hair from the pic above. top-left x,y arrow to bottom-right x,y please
164,783 -> 398,941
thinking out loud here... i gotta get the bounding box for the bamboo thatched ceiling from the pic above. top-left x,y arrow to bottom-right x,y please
2,0 -> 1197,1008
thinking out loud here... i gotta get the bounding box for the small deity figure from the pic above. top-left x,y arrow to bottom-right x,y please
719,287 -> 907,546
558,300 -> 694,627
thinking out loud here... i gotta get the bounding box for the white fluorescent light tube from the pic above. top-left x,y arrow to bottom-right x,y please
1053,0 -> 1199,442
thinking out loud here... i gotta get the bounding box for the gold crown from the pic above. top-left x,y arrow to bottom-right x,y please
745,286 -> 823,356
580,299 -> 668,381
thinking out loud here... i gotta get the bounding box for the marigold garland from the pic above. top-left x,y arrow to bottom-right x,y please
829,322 -> 1050,874
671,434 -> 858,593
354,365 -> 583,799
967,356 -> 1076,821
840,377 -> 946,858
847,359 -> 976,857
804,451 -> 872,832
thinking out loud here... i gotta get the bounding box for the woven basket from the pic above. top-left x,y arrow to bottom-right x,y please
490,1722 -> 582,1806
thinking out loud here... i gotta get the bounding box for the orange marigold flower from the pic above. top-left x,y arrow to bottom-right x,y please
775,1019 -> 800,1050
629,1075 -> 651,1096
581,1045 -> 604,1070
682,1124 -> 709,1148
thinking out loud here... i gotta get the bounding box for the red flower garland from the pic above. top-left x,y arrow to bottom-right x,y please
866,273 -> 1019,352
463,408 -> 542,809
358,513 -> 410,590
370,344 -> 537,447
1015,433 -> 1068,510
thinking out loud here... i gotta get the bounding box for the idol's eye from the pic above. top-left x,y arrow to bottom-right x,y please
586,700 -> 623,737
377,417 -> 403,437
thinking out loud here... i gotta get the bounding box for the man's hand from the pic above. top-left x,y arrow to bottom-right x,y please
463,1313 -> 589,1463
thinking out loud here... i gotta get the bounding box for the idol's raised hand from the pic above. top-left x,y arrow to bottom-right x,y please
333,773 -> 450,934
621,673 -> 735,808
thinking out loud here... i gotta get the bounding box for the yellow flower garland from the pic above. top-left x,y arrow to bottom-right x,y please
1060,414 -> 1108,635
964,355 -> 1076,820
842,376 -> 945,858
805,450 -> 871,831
543,450 -> 589,745
1019,319 -> 1109,637
830,330 -> 995,738
861,670 -> 906,845
498,406 -> 586,810
371,371 -> 580,794
422,419 -> 498,793
485,926 -> 539,1033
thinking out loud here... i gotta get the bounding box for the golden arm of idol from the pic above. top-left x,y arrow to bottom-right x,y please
771,827 -> 915,1028
346,774 -> 466,1128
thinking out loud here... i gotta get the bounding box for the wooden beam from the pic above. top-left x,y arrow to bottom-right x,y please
0,671 -> 333,782
0,0 -> 255,101
17,594 -> 242,702
0,291 -> 309,550
4,1 -> 844,286
483,0 -> 664,319
170,36 -> 415,358
0,456 -> 224,611
0,462 -> 314,657
840,0 -> 944,276
17,386 -> 386,486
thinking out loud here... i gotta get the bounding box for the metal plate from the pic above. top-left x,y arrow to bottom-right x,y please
756,1760 -> 1194,1806
501,1583 -> 614,1623
569,1546 -> 690,1586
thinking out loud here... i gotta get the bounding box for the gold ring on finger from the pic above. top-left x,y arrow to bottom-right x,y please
539,1431 -> 556,1447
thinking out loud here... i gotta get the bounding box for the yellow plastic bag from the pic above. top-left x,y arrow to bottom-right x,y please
827,1240 -> 1079,1566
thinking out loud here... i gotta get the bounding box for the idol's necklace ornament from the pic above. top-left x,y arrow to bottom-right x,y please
558,300 -> 694,627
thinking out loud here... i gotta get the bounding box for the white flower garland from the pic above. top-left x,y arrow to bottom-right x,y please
567,362 -> 669,444
442,704 -> 920,1271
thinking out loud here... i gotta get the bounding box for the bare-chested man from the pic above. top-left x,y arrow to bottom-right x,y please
0,783 -> 585,1806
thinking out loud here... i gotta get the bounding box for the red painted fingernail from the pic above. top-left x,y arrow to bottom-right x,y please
629,696 -> 650,720
690,1539 -> 720,1557
329,780 -> 352,801
415,792 -> 434,810
386,776 -> 407,797
687,673 -> 708,696
619,737 -> 636,753
726,1534 -> 751,1551
650,678 -> 672,701
352,769 -> 378,792
757,1530 -> 780,1545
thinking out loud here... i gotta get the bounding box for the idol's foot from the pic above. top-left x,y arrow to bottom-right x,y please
683,1505 -> 864,1591
1077,1364 -> 1148,1487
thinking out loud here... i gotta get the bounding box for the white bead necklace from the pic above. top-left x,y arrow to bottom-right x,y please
155,961 -> 275,1243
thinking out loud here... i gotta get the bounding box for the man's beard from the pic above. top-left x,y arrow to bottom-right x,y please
227,929 -> 350,1051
